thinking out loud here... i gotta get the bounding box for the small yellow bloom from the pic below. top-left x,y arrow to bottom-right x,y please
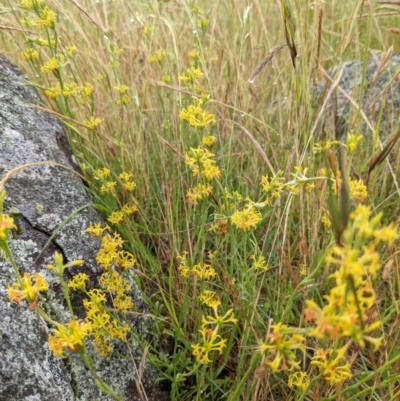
62,82 -> 78,98
84,116 -> 102,129
202,135 -> 217,147
100,181 -> 116,194
201,308 -> 238,327
311,346 -> 352,385
186,183 -> 212,203
86,222 -> 108,237
7,272 -> 48,308
37,7 -> 56,28
115,250 -> 136,271
231,207 -> 262,232
185,147 -> 221,181
49,319 -> 91,357
97,168 -> 111,179
199,291 -> 221,308
251,254 -> 269,271
346,132 -> 363,153
67,273 -> 89,291
288,371 -> 310,390
40,57 -> 59,74
45,84 -> 62,99
122,181 -> 136,192
192,327 -> 227,364
0,209 -> 16,241
177,252 -> 190,277
21,48 -> 39,60
258,323 -> 305,372
108,211 -> 124,225
179,67 -> 203,85
148,49 -> 166,64
65,45 -> 77,57
121,204 -> 138,216
192,262 -> 216,280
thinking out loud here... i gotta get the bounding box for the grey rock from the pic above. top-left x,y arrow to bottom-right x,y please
317,54 -> 400,142
0,55 -> 169,401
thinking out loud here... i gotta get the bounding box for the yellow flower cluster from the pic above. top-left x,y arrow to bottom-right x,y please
86,224 -> 136,272
115,84 -> 131,105
177,252 -> 216,280
48,319 -> 91,357
231,205 -> 262,232
302,205 -> 398,383
186,183 -> 212,204
185,147 -> 221,181
84,116 -> 102,129
180,96 -> 216,129
288,371 -> 310,390
258,323 -> 305,372
83,284 -> 131,357
192,292 -> 237,364
7,272 -> 48,308
179,66 -> 203,85
148,49 -> 166,64
40,57 -> 59,74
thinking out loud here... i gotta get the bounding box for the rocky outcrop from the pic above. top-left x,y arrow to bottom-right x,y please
317,53 -> 400,142
0,56 -> 169,401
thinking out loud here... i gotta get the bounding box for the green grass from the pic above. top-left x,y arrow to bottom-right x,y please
1,0 -> 400,400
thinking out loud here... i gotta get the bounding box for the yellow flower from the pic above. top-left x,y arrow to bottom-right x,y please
179,67 -> 203,85
202,135 -> 217,147
79,82 -> 93,101
349,179 -> 367,202
21,48 -> 39,60
231,207 -> 262,232
121,204 -> 138,216
115,85 -> 129,94
37,7 -> 56,28
186,183 -> 212,203
84,116 -> 102,129
45,84 -> 62,99
49,319 -> 91,357
288,371 -> 310,390
251,254 -> 269,270
119,172 -> 134,181
192,327 -> 227,364
321,212 -> 331,228
7,272 -> 48,308
0,191 -> 16,241
62,83 -> 78,98
148,49 -> 166,63
97,168 -> 111,179
177,252 -> 190,277
86,222 -> 109,237
192,262 -> 216,280
185,147 -> 221,181
67,273 -> 89,291
260,171 -> 285,200
346,132 -> 363,153
201,308 -> 237,327
108,211 -> 124,225
40,57 -> 59,74
113,293 -> 133,311
199,291 -> 221,308
311,346 -> 352,385
179,105 -> 216,129
65,45 -> 77,57
122,181 -> 136,192
100,181 -> 116,194
115,250 -> 136,271
20,0 -> 43,10
258,323 -> 305,372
